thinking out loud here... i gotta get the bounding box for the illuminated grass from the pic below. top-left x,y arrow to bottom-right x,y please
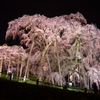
0,74 -> 98,93
67,87 -> 84,92
0,78 -> 100,100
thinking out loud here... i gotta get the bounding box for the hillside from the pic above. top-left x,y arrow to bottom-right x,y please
0,78 -> 100,100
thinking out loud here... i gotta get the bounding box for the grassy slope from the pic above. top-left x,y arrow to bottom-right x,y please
0,78 -> 100,100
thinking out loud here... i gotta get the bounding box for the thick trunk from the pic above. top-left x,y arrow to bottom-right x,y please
80,45 -> 87,88
55,36 -> 62,87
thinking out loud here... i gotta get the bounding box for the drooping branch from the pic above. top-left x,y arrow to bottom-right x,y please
1,12 -> 99,86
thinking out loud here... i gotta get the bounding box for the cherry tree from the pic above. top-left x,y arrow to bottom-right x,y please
3,12 -> 100,87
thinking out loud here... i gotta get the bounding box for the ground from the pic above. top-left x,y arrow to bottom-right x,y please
0,78 -> 100,100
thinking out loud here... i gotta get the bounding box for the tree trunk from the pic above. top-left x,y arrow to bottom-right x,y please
80,45 -> 87,88
20,61 -> 24,77
17,55 -> 20,78
55,36 -> 62,87
0,58 -> 3,76
24,35 -> 34,81
87,75 -> 89,89
6,60 -> 11,77
46,54 -> 54,84
27,67 -> 30,78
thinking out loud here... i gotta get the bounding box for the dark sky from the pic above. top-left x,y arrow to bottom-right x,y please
0,0 -> 100,45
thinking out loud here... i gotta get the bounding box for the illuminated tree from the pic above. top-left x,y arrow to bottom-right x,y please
4,12 -> 100,87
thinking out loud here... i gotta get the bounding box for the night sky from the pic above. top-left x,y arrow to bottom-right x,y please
0,0 -> 100,45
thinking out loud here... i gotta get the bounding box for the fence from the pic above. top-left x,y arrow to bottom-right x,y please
0,71 -> 63,87
0,71 -> 94,93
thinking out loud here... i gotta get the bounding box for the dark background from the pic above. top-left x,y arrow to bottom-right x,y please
0,0 -> 100,45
